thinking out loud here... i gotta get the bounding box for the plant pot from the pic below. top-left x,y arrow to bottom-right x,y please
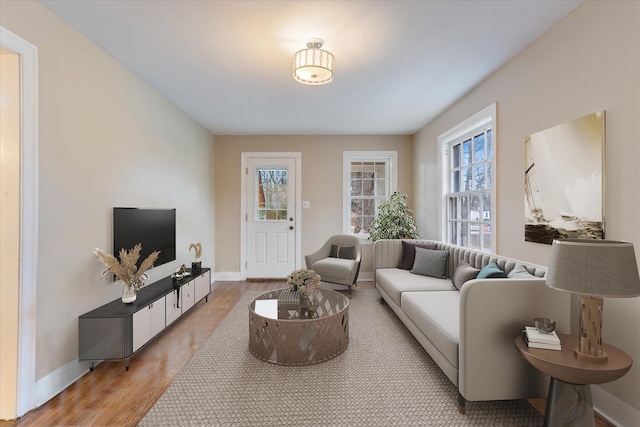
121,283 -> 137,304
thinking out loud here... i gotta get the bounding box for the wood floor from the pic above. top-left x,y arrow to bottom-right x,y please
1,280 -> 613,426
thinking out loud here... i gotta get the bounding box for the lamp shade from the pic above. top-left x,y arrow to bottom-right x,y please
293,38 -> 334,85
546,239 -> 640,298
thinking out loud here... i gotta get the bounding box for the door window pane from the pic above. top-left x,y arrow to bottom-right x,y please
256,168 -> 288,221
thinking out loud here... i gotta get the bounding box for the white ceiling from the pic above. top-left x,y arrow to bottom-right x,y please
41,0 -> 583,135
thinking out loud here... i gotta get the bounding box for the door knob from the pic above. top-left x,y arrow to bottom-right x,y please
289,217 -> 294,221
289,226 -> 294,230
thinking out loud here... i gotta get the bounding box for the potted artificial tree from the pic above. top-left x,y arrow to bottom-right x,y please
369,191 -> 420,241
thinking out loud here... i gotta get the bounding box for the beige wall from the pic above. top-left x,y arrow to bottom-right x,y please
0,0 -> 215,406
215,135 -> 413,275
414,1 -> 640,420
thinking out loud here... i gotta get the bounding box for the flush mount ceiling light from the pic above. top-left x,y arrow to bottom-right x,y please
293,38 -> 335,85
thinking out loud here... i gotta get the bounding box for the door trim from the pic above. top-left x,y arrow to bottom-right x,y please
240,152 -> 301,279
0,26 -> 39,418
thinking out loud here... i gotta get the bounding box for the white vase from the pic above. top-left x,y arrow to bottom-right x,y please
121,283 -> 137,304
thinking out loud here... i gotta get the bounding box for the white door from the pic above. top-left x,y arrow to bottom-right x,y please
245,154 -> 299,278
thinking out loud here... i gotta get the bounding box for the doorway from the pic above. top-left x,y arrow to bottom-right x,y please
0,26 -> 38,419
241,152 -> 301,279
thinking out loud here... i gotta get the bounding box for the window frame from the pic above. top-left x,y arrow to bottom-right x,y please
343,151 -> 398,242
438,104 -> 496,253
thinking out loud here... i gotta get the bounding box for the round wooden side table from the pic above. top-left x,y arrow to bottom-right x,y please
515,333 -> 632,427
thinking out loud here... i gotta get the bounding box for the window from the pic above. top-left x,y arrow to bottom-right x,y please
439,104 -> 496,253
255,168 -> 288,220
343,151 -> 397,239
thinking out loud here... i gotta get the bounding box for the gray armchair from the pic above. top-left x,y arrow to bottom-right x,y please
305,235 -> 361,292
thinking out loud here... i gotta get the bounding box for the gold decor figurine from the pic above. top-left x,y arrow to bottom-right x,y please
189,242 -> 202,273
94,243 -> 160,304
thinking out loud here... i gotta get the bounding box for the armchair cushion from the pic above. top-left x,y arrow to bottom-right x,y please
311,257 -> 358,284
330,244 -> 356,259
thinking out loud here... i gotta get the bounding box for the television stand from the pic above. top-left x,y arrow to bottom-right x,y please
79,268 -> 211,370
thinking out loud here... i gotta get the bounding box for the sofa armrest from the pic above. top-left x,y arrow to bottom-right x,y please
458,278 -> 571,402
373,240 -> 404,270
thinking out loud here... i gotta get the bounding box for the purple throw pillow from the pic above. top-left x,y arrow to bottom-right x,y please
398,241 -> 438,270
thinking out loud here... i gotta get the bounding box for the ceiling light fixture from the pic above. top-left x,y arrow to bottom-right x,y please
293,38 -> 334,85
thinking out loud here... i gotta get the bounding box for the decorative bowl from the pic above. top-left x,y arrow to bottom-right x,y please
534,317 -> 556,334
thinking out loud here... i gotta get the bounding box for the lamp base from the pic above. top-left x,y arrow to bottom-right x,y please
575,347 -> 608,362
577,295 -> 608,363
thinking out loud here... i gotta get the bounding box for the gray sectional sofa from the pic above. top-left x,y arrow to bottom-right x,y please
373,239 -> 571,412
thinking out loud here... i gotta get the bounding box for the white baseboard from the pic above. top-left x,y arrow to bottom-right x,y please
212,272 -> 244,281
357,272 -> 373,281
593,385 -> 640,426
35,358 -> 91,407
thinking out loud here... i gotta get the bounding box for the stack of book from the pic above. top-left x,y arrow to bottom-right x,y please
523,326 -> 561,350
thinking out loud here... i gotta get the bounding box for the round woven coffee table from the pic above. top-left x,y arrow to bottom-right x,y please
248,288 -> 349,365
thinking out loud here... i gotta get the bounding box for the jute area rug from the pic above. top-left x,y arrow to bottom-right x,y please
140,288 -> 544,426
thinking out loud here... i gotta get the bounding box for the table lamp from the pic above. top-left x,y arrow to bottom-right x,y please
546,239 -> 640,362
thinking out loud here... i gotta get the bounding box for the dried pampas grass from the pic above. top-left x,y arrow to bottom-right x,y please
94,243 -> 160,290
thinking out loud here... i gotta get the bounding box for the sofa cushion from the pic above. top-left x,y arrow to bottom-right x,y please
507,263 -> 536,278
398,241 -> 438,270
376,268 -> 456,306
477,261 -> 507,279
451,260 -> 480,290
330,244 -> 355,259
411,248 -> 449,279
402,291 -> 460,369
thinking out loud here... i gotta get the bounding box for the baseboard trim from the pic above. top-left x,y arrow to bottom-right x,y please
357,272 -> 373,281
212,272 -> 244,281
35,358 -> 91,407
593,385 -> 640,426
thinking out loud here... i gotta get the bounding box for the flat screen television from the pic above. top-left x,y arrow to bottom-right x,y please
113,208 -> 176,268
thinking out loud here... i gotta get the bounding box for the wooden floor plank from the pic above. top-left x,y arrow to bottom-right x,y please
0,280 -> 613,426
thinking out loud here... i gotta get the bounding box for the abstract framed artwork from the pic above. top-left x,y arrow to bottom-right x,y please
524,111 -> 605,244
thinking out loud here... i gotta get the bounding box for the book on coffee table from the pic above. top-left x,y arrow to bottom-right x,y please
254,299 -> 278,319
